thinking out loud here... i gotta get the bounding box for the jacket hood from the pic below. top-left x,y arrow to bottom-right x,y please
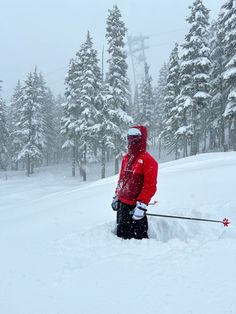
127,125 -> 147,156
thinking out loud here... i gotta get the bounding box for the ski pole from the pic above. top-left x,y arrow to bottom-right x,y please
148,200 -> 158,206
146,212 -> 230,227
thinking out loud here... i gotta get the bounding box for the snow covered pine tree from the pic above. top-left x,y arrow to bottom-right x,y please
16,70 -> 46,176
106,5 -> 132,174
220,0 -> 236,150
0,81 -> 9,170
177,0 -> 211,156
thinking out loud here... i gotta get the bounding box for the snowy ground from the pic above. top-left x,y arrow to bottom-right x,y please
0,152 -> 236,314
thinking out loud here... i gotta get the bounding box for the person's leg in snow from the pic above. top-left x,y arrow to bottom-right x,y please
116,202 -> 148,239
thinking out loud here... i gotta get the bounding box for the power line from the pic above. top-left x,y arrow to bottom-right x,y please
149,27 -> 188,38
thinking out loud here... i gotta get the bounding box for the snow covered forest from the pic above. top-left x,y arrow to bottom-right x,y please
1,0 -> 236,178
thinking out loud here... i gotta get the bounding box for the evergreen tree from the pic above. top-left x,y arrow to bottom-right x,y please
0,81 -> 9,170
154,63 -> 168,158
220,0 -> 236,150
9,80 -> 24,169
29,72 -> 56,166
179,0 -> 211,155
106,5 -> 132,174
16,70 -> 46,176
93,82 -> 115,178
43,86 -> 57,165
132,84 -> 141,122
61,58 -> 81,177
136,63 -> 155,142
62,32 -> 102,179
209,20 -> 226,151
162,43 -> 181,158
77,31 -> 102,181
176,45 -> 194,158
54,94 -> 64,163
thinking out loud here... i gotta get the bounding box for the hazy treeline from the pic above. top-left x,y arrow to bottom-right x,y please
133,0 -> 236,158
0,0 -> 236,178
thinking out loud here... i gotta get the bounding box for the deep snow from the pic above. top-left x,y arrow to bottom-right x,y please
0,152 -> 236,314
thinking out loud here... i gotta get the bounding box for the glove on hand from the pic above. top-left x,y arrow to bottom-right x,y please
132,201 -> 147,220
111,196 -> 119,211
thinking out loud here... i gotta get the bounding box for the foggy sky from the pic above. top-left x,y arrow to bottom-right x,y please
1,0 -> 224,101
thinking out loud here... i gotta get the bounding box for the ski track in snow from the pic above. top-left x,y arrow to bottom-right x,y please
52,216 -> 233,277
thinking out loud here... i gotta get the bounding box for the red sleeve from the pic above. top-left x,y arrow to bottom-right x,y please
115,155 -> 127,195
137,155 -> 158,205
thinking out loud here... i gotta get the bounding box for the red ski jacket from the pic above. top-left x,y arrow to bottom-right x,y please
116,126 -> 158,206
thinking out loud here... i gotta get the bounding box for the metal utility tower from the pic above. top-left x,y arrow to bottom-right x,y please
126,33 -> 149,86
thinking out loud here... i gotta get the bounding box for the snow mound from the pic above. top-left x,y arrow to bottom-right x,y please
1,152 -> 236,314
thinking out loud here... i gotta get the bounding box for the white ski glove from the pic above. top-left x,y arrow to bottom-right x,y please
132,201 -> 147,220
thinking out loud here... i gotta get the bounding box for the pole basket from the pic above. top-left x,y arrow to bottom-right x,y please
222,218 -> 230,227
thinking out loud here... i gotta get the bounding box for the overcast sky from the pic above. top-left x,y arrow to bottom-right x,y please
1,0 -> 225,101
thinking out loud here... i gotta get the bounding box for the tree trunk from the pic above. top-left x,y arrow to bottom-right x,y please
82,144 -> 87,181
107,150 -> 110,162
101,143 -> 106,179
203,128 -> 207,153
191,131 -> 199,155
46,151 -> 49,166
190,105 -> 199,155
93,144 -> 98,158
30,162 -> 34,174
0,156 -> 5,170
158,139 -> 161,159
114,153 -> 119,175
26,154 -> 30,177
228,120 -> 232,149
202,108 -> 207,153
175,140 -> 178,160
233,116 -> 236,151
72,145 -> 76,177
114,135 -> 119,174
220,117 -> 227,151
183,136 -> 187,158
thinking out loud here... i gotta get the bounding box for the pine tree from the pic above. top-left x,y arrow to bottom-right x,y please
43,86 -> 57,166
106,5 -> 132,174
136,63 -> 155,143
93,82 -> 115,178
162,44 -> 181,158
30,72 -> 56,166
179,0 -> 211,155
0,81 -> 9,170
17,70 -> 46,176
176,37 -> 194,158
54,94 -> 64,163
61,58 -> 81,177
9,80 -> 24,169
62,32 -> 102,179
154,63 -> 168,158
132,84 -> 141,122
220,0 -> 236,150
209,20 -> 226,151
77,31 -> 102,181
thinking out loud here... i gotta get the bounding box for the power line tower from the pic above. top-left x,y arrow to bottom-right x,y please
126,33 -> 149,86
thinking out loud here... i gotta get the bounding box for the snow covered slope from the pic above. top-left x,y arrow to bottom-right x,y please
0,152 -> 236,314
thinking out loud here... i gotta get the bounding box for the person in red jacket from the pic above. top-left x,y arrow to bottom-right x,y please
112,125 -> 158,239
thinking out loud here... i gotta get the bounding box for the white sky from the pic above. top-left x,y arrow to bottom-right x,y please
1,0 -> 224,101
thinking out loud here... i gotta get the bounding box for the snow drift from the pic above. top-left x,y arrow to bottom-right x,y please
0,152 -> 236,314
